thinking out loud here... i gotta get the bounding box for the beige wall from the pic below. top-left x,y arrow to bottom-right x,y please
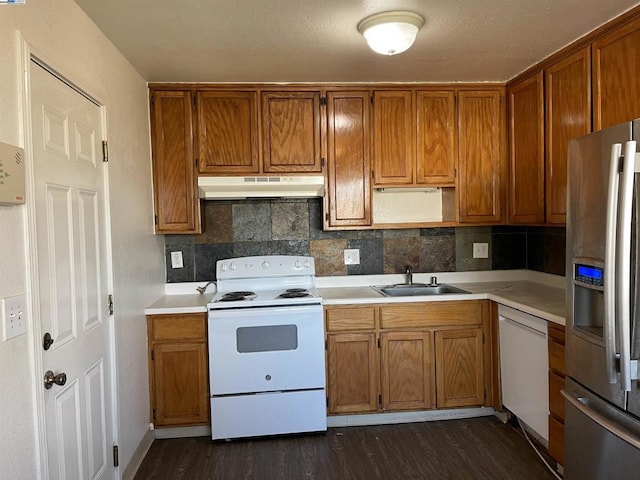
0,0 -> 164,477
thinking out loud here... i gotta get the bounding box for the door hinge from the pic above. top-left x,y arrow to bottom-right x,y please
370,95 -> 374,105
326,397 -> 329,407
102,141 -> 109,163
150,95 -> 155,107
320,96 -> 327,106
321,157 -> 325,168
154,214 -> 158,225
455,168 -> 457,178
377,337 -> 381,348
151,349 -> 154,361
193,95 -> 197,107
325,212 -> 329,221
454,95 -> 457,106
378,394 -> 382,406
325,340 -> 327,350
371,170 -> 375,180
195,158 -> 199,169
107,294 -> 114,316
113,445 -> 119,467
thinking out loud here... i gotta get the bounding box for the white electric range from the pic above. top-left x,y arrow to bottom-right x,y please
207,255 -> 326,440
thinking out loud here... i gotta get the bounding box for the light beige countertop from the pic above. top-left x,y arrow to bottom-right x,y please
145,271 -> 565,325
318,280 -> 565,325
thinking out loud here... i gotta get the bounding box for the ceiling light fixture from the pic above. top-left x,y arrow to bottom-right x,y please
357,11 -> 425,56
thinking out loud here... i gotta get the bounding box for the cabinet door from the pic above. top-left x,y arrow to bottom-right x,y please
380,331 -> 434,411
508,72 -> 545,224
545,48 -> 591,224
592,16 -> 640,130
261,91 -> 322,173
197,91 -> 259,174
326,91 -> 371,227
372,90 -> 414,185
415,90 -> 456,185
458,90 -> 505,224
327,333 -> 378,414
435,327 -> 484,408
152,342 -> 209,426
150,90 -> 200,233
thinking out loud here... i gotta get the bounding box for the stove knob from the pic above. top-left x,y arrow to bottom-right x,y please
230,263 -> 237,271
221,263 -> 228,272
262,261 -> 269,269
295,260 -> 302,269
303,260 -> 310,269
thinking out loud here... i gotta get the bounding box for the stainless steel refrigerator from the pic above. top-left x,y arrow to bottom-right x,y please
565,119 -> 640,478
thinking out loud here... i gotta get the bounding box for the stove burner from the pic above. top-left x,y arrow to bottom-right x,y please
218,291 -> 256,302
278,291 -> 312,299
285,288 -> 308,293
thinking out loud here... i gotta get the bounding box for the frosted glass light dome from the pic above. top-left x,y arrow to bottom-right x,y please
358,11 -> 425,56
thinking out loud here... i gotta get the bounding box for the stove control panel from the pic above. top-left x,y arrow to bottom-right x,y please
217,255 -> 315,279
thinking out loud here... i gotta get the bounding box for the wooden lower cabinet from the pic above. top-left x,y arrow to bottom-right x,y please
327,333 -> 378,414
147,313 -> 209,427
435,328 -> 484,408
548,322 -> 566,465
325,301 -> 488,416
381,331 -> 434,411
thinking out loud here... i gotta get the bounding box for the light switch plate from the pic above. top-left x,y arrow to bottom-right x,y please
473,243 -> 489,259
2,294 -> 27,340
344,249 -> 360,265
170,251 -> 184,269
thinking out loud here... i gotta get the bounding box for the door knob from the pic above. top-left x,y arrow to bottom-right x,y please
44,370 -> 67,390
43,332 -> 54,351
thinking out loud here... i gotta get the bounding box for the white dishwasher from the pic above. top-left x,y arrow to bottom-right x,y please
498,305 -> 549,442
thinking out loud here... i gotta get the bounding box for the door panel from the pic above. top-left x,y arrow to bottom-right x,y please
31,62 -> 114,480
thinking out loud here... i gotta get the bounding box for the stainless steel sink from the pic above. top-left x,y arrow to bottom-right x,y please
372,283 -> 470,297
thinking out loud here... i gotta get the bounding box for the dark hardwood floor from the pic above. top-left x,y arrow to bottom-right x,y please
135,417 -> 557,480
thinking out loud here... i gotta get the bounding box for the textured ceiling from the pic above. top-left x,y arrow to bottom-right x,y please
74,0 -> 640,83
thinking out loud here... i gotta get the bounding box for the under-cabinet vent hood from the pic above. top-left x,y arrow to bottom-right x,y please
198,176 -> 325,200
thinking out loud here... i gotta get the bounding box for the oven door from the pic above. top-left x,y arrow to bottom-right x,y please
208,304 -> 325,395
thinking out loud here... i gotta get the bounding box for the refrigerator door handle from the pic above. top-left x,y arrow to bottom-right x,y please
562,388 -> 640,450
617,140 -> 638,391
604,143 -> 622,384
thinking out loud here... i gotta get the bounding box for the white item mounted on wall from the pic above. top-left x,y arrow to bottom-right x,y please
0,141 -> 25,205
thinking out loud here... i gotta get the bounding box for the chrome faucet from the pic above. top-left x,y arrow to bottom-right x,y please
405,265 -> 413,285
196,281 -> 215,294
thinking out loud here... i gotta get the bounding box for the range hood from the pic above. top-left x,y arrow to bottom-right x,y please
197,175 -> 325,200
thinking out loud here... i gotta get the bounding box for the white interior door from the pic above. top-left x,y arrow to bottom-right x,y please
30,61 -> 115,480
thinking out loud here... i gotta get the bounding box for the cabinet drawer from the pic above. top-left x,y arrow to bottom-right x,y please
149,314 -> 207,342
380,301 -> 483,329
548,338 -> 566,375
548,414 -> 565,464
549,370 -> 566,419
326,306 -> 376,332
548,323 -> 565,344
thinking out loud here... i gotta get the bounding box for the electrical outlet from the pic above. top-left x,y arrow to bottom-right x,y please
170,251 -> 184,269
344,249 -> 360,265
473,242 -> 489,259
2,294 -> 27,340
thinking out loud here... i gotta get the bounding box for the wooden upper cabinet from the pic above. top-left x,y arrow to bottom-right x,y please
326,91 -> 371,228
261,91 -> 323,173
197,91 -> 259,174
373,90 -> 414,185
458,90 -> 505,224
545,47 -> 591,224
593,15 -> 640,130
150,90 -> 201,234
415,90 -> 457,185
508,72 -> 545,224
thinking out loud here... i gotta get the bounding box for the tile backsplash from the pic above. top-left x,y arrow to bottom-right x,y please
164,198 -> 565,282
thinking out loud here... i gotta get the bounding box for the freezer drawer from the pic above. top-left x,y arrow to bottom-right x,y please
564,377 -> 640,480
